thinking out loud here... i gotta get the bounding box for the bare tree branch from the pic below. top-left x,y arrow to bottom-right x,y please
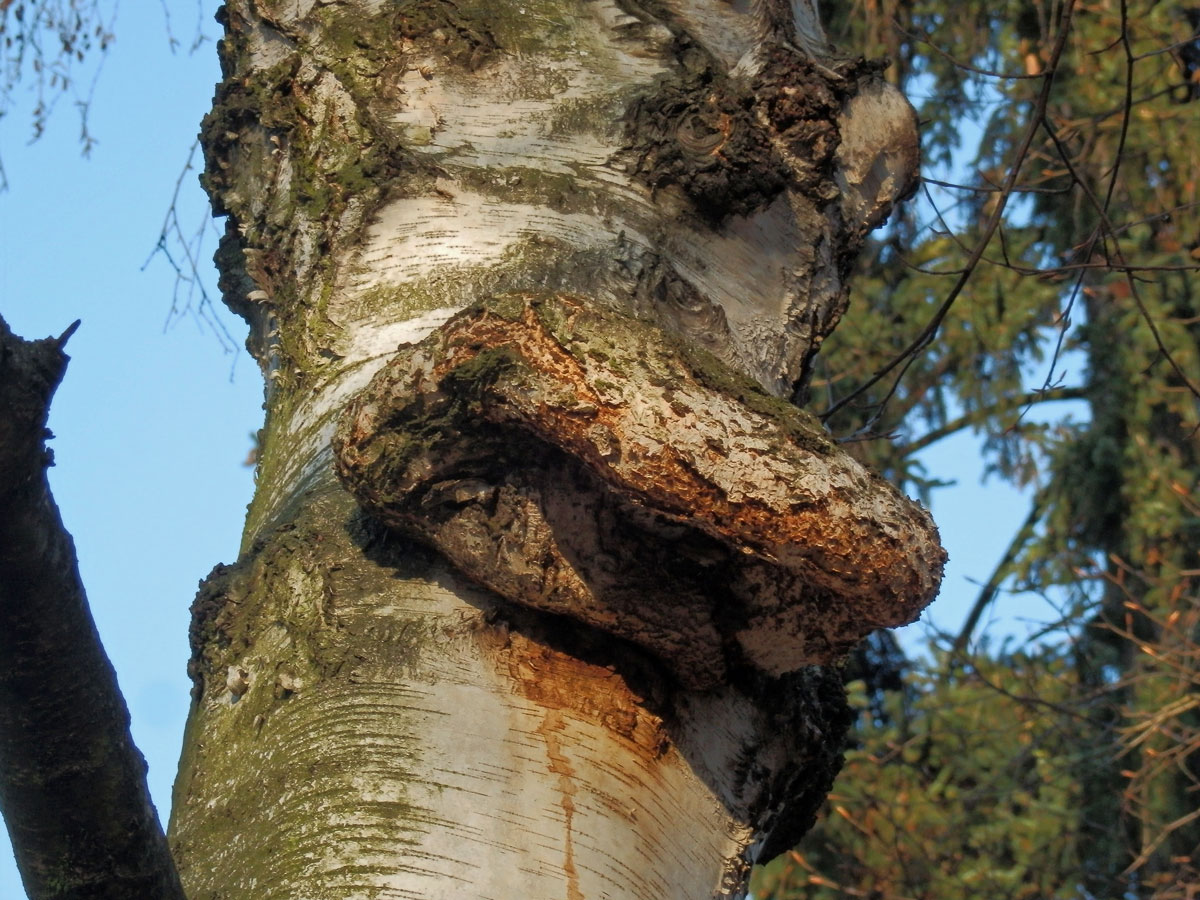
0,314 -> 185,900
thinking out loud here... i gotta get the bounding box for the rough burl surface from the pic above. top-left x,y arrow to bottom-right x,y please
333,294 -> 945,690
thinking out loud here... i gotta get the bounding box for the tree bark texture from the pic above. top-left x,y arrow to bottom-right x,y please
172,2 -> 942,898
0,316 -> 185,900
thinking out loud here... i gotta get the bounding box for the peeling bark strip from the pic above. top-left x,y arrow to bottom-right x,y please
0,316 -> 185,900
334,294 -> 944,688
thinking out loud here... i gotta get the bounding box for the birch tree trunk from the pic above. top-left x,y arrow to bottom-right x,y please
169,2 -> 943,897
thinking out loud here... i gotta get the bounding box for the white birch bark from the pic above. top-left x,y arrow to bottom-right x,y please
169,2 -> 939,897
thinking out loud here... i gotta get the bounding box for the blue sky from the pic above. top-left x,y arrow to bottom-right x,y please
0,5 -> 260,893
0,4 -> 1069,895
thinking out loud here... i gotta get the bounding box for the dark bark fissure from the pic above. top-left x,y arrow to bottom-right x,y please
0,315 -> 185,900
201,0 -> 917,398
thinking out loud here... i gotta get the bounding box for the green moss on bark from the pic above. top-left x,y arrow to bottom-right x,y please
172,481 -> 457,898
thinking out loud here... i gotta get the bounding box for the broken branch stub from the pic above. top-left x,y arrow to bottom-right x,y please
333,294 -> 944,689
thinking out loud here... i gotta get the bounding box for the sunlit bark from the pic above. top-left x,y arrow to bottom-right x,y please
167,2 -> 941,898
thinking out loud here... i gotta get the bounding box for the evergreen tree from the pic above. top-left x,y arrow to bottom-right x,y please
760,0 -> 1200,894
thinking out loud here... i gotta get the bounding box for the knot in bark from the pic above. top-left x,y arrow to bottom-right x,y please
674,104 -> 734,158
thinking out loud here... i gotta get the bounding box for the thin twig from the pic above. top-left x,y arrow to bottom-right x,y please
953,485 -> 1050,653
822,0 -> 1080,425
900,385 -> 1087,456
